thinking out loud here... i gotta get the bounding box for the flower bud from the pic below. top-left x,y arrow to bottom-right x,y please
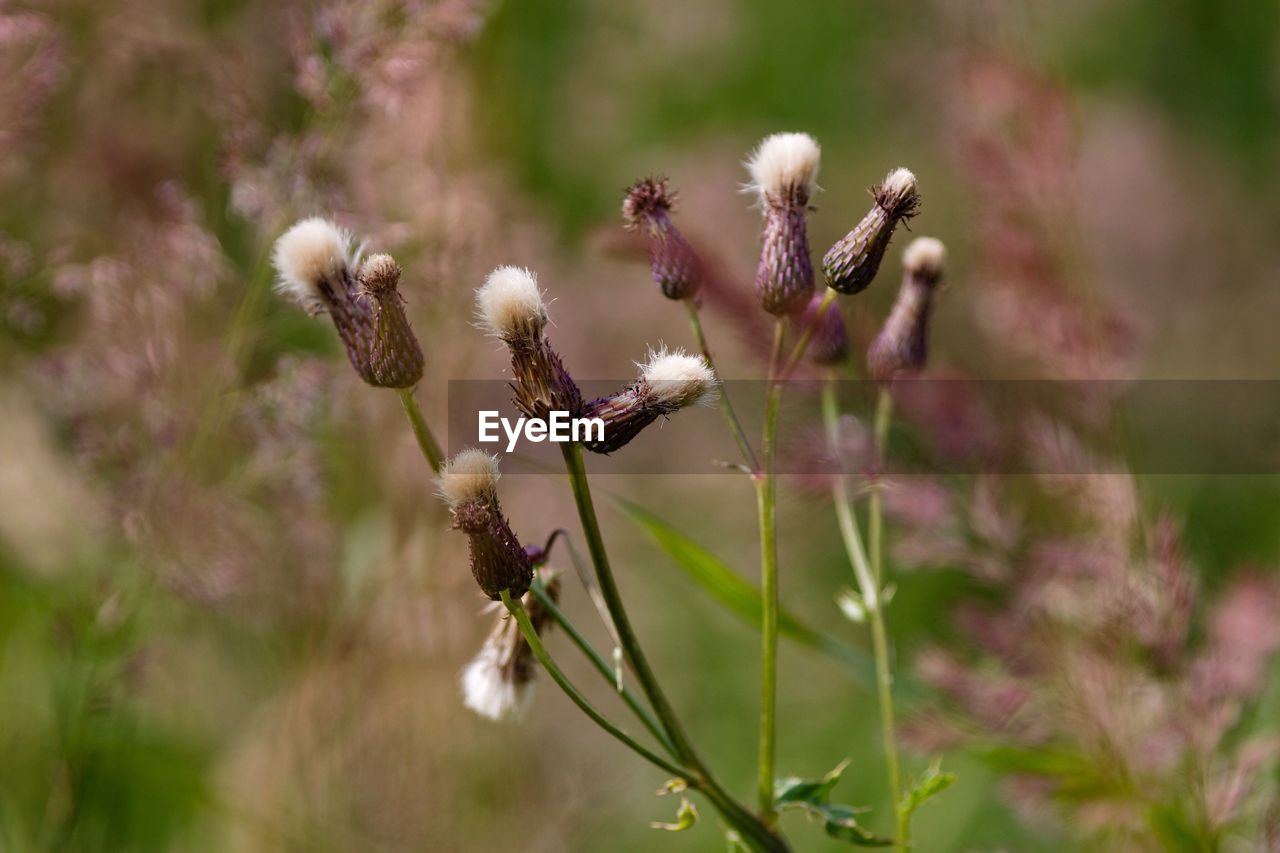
622,177 -> 703,301
476,267 -> 583,420
866,237 -> 947,381
582,347 -> 717,454
461,572 -> 561,722
272,218 -> 425,388
439,450 -> 533,600
822,168 -> 921,295
800,293 -> 849,365
746,133 -> 821,316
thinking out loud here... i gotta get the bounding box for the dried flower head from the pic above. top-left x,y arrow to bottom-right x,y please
822,167 -> 921,295
582,347 -> 717,454
622,177 -> 703,301
272,218 -> 424,388
867,236 -> 947,381
476,266 -> 583,420
800,293 -> 849,365
439,450 -> 533,600
461,574 -> 561,721
746,132 -> 821,316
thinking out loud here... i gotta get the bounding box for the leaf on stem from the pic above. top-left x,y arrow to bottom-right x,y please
650,796 -> 698,832
898,760 -> 956,820
775,760 -> 891,847
614,498 -> 874,685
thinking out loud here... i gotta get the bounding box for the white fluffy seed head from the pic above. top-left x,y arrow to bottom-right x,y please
461,644 -> 530,722
439,449 -> 500,508
476,266 -> 547,339
272,217 -> 355,312
882,167 -> 917,199
639,346 -> 718,408
745,132 -> 821,203
903,236 -> 947,282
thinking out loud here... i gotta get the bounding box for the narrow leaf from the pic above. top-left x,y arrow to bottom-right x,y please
899,760 -> 956,819
614,497 -> 874,685
650,797 -> 698,832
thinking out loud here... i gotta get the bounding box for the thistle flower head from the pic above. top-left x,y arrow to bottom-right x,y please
748,132 -> 821,315
438,449 -> 500,508
272,217 -> 356,313
802,294 -> 849,365
273,218 -> 423,388
476,266 -> 548,342
622,176 -> 676,231
461,576 -> 561,722
822,166 -> 922,295
638,346 -> 718,408
867,236 -> 948,381
902,236 -> 947,284
439,449 -> 532,600
746,132 -> 821,206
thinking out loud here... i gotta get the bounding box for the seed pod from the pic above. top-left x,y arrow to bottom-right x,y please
801,293 -> 849,366
867,237 -> 947,381
272,218 -> 425,388
822,168 -> 921,295
746,133 -> 821,316
582,347 -> 717,454
476,266 -> 583,420
461,573 -> 561,722
439,450 -> 533,600
622,177 -> 703,301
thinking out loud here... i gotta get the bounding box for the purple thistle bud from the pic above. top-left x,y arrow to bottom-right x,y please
439,450 -> 533,600
800,293 -> 849,365
745,133 -> 821,316
272,219 -> 425,389
476,267 -> 583,420
867,237 -> 947,381
622,177 -> 703,301
461,573 -> 561,722
822,168 -> 921,295
582,347 -> 717,454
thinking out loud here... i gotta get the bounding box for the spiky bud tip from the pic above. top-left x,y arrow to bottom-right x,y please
746,132 -> 821,205
438,449 -> 500,509
272,217 -> 355,313
873,167 -> 920,219
476,266 -> 547,341
622,176 -> 676,231
358,253 -> 402,296
640,347 -> 718,409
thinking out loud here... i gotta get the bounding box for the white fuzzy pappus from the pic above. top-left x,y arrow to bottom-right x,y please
272,217 -> 356,312
881,167 -> 918,200
438,449 -> 500,508
639,346 -> 719,409
745,132 -> 821,202
461,641 -> 531,722
902,236 -> 947,279
476,266 -> 547,339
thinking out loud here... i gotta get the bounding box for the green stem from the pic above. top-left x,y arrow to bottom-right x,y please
528,580 -> 676,756
870,388 -> 892,587
823,377 -> 904,847
686,301 -> 760,471
397,387 -> 444,472
756,320 -> 786,821
558,444 -> 789,852
501,591 -> 688,780
779,287 -> 837,380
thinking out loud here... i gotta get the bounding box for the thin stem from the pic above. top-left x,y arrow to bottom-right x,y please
870,388 -> 893,587
501,591 -> 689,780
822,376 -> 903,848
779,287 -> 837,380
527,580 -> 676,756
685,300 -> 760,472
756,319 -> 786,822
558,444 -> 790,853
396,387 -> 444,472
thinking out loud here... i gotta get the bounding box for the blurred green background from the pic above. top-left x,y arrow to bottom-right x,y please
1,0 -> 1278,850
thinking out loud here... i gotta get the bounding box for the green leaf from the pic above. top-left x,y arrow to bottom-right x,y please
774,760 -> 891,847
899,760 -> 956,819
650,796 -> 698,832
614,498 -> 874,685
